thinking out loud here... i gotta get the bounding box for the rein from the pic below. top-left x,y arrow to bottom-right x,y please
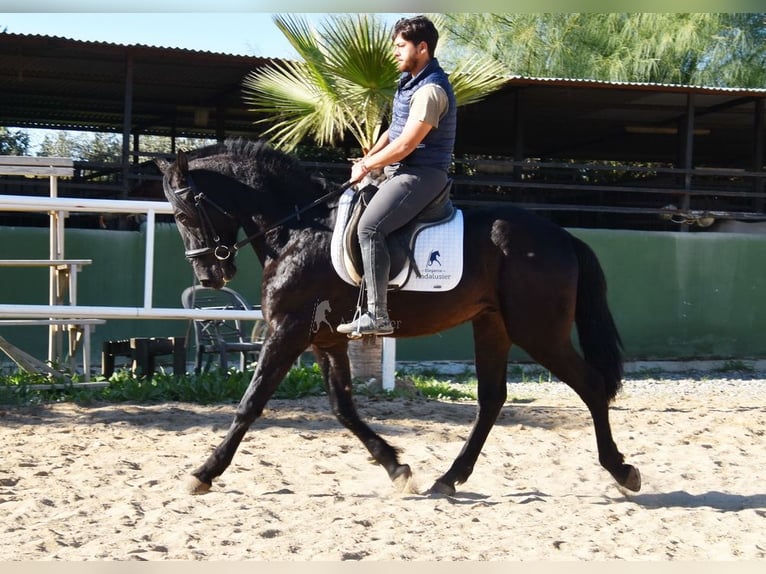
174,177 -> 353,261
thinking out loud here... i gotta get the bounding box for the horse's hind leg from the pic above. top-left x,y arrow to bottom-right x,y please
530,343 -> 640,492
431,312 -> 511,495
317,343 -> 413,490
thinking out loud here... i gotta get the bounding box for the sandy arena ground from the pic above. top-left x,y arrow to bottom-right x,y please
1,374 -> 765,561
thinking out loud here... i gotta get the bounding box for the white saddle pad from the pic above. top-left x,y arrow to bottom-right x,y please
330,189 -> 464,292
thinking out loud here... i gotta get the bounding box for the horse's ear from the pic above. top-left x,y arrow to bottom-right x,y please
176,150 -> 189,176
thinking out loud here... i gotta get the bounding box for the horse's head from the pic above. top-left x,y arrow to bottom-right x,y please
160,151 -> 240,289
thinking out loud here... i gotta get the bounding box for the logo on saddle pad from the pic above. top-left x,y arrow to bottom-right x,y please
330,187 -> 464,292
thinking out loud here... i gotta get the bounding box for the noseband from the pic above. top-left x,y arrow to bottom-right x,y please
165,173 -> 354,262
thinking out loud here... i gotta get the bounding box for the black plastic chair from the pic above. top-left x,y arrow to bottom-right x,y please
181,285 -> 267,373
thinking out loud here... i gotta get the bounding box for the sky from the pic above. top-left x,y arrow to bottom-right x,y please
0,13 -> 407,59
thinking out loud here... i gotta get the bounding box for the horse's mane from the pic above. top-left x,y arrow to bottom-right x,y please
188,139 -> 331,205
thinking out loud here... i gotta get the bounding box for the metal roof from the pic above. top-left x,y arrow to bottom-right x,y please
0,32 -> 276,139
457,76 -> 766,167
505,74 -> 766,96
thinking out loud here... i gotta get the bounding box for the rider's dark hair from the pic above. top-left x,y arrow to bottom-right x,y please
392,15 -> 439,58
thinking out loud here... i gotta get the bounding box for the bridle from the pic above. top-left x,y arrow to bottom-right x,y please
166,173 -> 353,262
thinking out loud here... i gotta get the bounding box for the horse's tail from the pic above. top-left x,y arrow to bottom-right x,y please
571,236 -> 624,401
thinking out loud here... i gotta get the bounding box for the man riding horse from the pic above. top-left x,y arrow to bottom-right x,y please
336,15 -> 457,337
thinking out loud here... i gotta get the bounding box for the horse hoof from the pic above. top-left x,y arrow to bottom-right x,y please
391,465 -> 416,493
186,475 -> 212,495
428,480 -> 456,497
619,466 -> 641,493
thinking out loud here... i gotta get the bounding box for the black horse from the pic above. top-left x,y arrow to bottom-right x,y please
161,139 -> 641,496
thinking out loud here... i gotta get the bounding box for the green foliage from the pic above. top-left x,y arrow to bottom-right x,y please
37,131 -> 121,162
16,129 -> 212,163
0,363 -> 487,406
0,362 -> 328,407
507,364 -> 553,383
408,376 -> 476,401
95,369 -> 249,404
441,13 -> 766,87
136,135 -> 215,156
714,360 -> 756,374
243,13 -> 398,152
0,126 -> 30,155
275,363 -> 326,399
0,370 -> 51,405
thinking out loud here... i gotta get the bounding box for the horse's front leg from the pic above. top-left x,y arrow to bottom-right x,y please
317,341 -> 413,491
431,313 -> 510,495
187,330 -> 306,494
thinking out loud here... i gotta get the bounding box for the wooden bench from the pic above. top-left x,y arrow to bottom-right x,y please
102,337 -> 186,378
0,258 -> 101,378
1,156 -> 82,373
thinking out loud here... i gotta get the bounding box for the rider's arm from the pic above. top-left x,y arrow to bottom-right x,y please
351,120 -> 432,182
353,85 -> 448,182
365,129 -> 390,156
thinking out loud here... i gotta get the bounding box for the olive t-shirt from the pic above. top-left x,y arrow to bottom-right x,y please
409,84 -> 449,128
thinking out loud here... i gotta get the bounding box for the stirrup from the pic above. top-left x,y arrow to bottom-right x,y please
336,311 -> 394,338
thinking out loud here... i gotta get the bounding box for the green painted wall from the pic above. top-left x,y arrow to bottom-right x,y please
396,228 -> 766,362
573,228 -> 766,360
1,224 -> 765,365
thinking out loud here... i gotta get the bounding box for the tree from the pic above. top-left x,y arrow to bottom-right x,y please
242,13 -> 508,153
136,135 -> 215,156
0,127 -> 30,155
33,130 -> 213,162
440,13 -> 766,87
37,131 -> 122,162
242,14 -> 508,382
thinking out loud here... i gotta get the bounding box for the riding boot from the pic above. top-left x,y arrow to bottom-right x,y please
337,231 -> 394,336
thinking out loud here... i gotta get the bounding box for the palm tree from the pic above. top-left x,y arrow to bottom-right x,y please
242,13 -> 508,382
243,13 -> 508,153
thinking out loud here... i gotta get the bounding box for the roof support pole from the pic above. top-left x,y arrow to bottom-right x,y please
679,92 -> 696,231
754,98 -> 764,212
216,104 -> 226,143
121,51 -> 134,201
513,89 -> 524,183
133,132 -> 140,166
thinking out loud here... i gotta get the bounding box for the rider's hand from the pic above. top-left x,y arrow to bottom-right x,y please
350,158 -> 370,184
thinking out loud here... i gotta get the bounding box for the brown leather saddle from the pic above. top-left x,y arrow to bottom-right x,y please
341,179 -> 455,286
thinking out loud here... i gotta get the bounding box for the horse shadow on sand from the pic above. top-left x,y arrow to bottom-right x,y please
0,394 -> 586,436
620,490 -> 766,512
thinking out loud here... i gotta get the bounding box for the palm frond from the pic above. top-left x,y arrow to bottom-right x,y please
321,15 -> 398,88
242,61 -> 345,151
272,14 -> 324,66
449,56 -> 509,108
